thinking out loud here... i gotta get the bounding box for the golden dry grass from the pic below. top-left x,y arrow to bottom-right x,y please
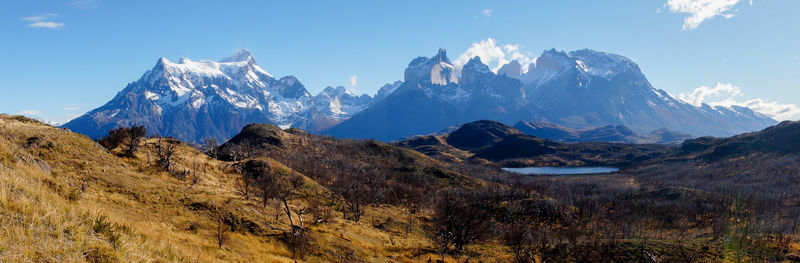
0,114 -> 510,262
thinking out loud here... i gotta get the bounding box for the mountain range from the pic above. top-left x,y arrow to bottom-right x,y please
513,120 -> 693,145
324,49 -> 541,141
325,48 -> 776,141
62,49 -> 374,143
64,48 -> 776,143
516,49 -> 776,136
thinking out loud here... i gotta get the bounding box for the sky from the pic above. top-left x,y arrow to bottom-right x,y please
1,0 -> 799,123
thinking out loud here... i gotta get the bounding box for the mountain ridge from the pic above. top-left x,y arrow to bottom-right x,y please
398,120 -> 673,167
63,47 -> 776,144
62,49 -> 373,143
325,48 -> 775,141
516,48 -> 776,136
513,120 -> 693,145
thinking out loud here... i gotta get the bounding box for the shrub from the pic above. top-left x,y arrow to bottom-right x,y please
283,227 -> 315,259
84,245 -> 120,263
98,125 -> 146,157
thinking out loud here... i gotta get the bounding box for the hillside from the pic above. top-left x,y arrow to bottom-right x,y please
400,120 -> 673,167
675,120 -> 800,160
513,120 -> 693,145
214,123 -> 486,192
6,115 -> 800,261
0,114 -> 508,262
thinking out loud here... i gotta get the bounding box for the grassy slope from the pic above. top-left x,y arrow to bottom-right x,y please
0,115 -> 509,262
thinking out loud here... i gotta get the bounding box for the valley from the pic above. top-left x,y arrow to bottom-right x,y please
4,114 -> 800,262
4,2 -> 798,262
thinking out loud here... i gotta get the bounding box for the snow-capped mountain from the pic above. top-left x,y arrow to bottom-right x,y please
497,60 -> 522,78
372,81 -> 403,103
324,48 -> 776,141
63,47 -> 775,144
518,49 -> 776,136
313,86 -> 372,120
324,49 -> 540,141
62,49 -> 371,143
404,48 -> 458,86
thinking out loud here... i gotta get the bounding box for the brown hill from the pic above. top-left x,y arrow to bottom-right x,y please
6,114 -> 800,262
676,120 -> 800,160
0,114 -> 506,262
400,120 -> 672,167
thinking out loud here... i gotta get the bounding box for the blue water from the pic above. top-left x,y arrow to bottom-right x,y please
502,166 -> 619,175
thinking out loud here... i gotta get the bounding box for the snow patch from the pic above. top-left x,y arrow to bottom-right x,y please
145,91 -> 159,100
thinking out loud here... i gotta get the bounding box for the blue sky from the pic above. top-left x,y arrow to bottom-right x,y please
1,0 -> 799,123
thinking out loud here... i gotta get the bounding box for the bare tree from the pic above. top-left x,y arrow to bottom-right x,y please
155,137 -> 177,172
305,191 -> 333,225
123,126 -> 147,157
292,205 -> 311,227
242,160 -> 306,231
335,177 -> 368,223
203,137 -> 219,159
190,162 -> 202,186
431,188 -> 492,255
283,227 -> 313,259
230,144 -> 245,162
216,212 -> 230,249
235,173 -> 256,200
503,222 -> 551,263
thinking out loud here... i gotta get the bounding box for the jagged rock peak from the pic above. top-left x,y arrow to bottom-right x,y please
220,48 -> 256,63
404,49 -> 458,86
432,48 -> 451,64
463,56 -> 491,74
498,60 -> 522,78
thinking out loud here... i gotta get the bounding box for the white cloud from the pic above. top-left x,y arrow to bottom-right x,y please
679,83 -> 800,121
63,106 -> 81,111
454,38 -> 537,74
482,8 -> 494,17
21,13 -> 65,29
349,75 -> 358,87
663,0 -> 741,30
69,0 -> 99,9
738,99 -> 800,121
16,110 -> 42,116
62,113 -> 82,122
678,82 -> 742,106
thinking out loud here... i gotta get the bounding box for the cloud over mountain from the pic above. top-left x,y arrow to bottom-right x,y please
679,83 -> 800,120
454,38 -> 536,74
663,0 -> 742,30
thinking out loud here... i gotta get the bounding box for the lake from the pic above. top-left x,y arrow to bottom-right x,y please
502,166 -> 619,175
